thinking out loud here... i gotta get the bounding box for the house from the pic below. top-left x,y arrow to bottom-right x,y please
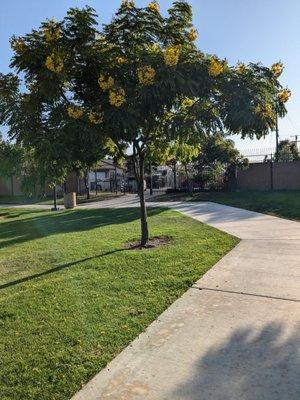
154,165 -> 174,188
89,159 -> 127,192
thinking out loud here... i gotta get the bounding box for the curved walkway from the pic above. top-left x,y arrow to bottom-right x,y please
70,200 -> 300,400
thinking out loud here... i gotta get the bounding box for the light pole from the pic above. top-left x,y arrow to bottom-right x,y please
275,101 -> 279,162
150,162 -> 153,196
51,183 -> 59,211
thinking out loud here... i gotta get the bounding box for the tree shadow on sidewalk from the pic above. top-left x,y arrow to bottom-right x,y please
172,322 -> 300,400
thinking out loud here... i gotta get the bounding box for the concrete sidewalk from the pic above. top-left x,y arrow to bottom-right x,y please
71,201 -> 300,400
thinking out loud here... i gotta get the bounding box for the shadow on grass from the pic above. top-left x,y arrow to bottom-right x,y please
171,322 -> 300,400
0,248 -> 126,290
0,207 -> 165,250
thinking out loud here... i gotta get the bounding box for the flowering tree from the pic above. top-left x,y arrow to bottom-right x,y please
0,1 -> 290,246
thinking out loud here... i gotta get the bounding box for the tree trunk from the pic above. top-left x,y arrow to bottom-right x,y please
184,163 -> 193,196
173,161 -> 177,190
10,175 -> 14,197
85,169 -> 90,200
95,171 -> 98,195
138,153 -> 149,246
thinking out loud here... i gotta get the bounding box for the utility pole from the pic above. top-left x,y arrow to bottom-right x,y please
275,109 -> 279,162
291,135 -> 300,148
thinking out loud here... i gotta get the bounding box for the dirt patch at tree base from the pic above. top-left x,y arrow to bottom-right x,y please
124,236 -> 171,250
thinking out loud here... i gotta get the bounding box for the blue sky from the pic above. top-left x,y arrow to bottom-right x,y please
1,0 -> 299,152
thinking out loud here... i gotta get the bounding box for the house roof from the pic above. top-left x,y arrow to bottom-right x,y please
97,159 -> 126,171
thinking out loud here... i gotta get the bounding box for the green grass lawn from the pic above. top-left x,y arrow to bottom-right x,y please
0,191 -> 122,206
0,207 -> 237,400
152,190 -> 300,221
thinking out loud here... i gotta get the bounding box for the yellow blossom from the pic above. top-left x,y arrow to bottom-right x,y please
137,65 -> 156,86
165,111 -> 174,121
148,2 -> 160,13
44,22 -> 61,42
181,97 -> 196,109
277,89 -> 291,103
109,88 -> 125,107
164,46 -> 180,67
45,53 -> 64,73
88,111 -> 104,124
187,28 -> 197,42
122,0 -> 135,8
264,103 -> 274,119
236,62 -> 247,74
67,105 -> 83,119
254,104 -> 262,114
98,75 -> 115,91
10,38 -> 26,54
255,103 -> 274,120
147,43 -> 161,54
116,56 -> 127,64
271,62 -> 283,78
208,58 -> 224,77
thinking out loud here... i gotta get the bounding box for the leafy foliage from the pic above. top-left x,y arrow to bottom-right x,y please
0,1 -> 290,241
277,139 -> 300,162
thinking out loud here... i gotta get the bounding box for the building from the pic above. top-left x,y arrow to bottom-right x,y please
89,159 -> 126,192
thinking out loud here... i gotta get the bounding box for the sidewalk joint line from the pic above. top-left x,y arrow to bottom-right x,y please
192,286 -> 300,303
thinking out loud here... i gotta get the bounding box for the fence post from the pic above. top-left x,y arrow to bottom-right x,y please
270,154 -> 274,190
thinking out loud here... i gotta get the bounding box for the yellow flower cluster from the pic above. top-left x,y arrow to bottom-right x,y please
254,104 -> 262,114
67,106 -> 83,119
148,2 -> 160,13
181,97 -> 196,109
147,43 -> 161,54
137,65 -> 156,86
116,56 -> 127,64
88,111 -> 104,124
109,88 -> 125,107
277,89 -> 291,103
44,23 -> 61,42
11,38 -> 26,54
164,46 -> 180,67
255,103 -> 274,120
187,28 -> 197,42
122,0 -> 135,8
208,58 -> 224,77
271,62 -> 283,78
98,75 -> 115,91
264,103 -> 274,119
45,53 -> 64,73
236,62 -> 247,74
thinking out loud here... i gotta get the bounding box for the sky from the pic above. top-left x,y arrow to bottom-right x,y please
1,0 -> 300,153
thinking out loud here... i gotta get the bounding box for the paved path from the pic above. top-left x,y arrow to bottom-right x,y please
68,200 -> 300,400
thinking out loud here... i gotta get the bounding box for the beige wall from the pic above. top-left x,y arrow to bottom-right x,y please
0,176 -> 23,196
237,161 -> 300,191
0,172 -> 85,197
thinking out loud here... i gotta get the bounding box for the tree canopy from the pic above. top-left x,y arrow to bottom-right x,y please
0,0 -> 291,245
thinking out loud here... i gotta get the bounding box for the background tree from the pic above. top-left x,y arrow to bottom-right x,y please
277,139 -> 300,162
0,1 -> 290,246
166,139 -> 200,194
195,133 -> 248,189
0,135 -> 24,196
